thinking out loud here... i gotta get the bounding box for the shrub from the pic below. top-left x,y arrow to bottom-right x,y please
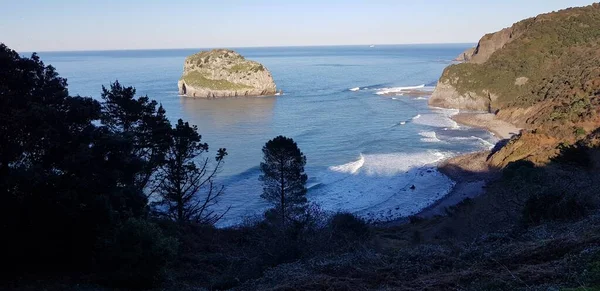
98,218 -> 178,289
329,212 -> 370,240
409,215 -> 425,224
522,192 -> 587,225
502,160 -> 536,179
553,143 -> 592,168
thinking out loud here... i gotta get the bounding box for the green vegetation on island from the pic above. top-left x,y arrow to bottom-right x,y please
181,71 -> 252,91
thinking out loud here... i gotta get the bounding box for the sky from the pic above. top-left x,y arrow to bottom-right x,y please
0,0 -> 594,52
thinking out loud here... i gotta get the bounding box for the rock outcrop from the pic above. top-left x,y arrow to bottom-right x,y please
429,79 -> 494,111
453,47 -> 475,62
178,49 -> 277,98
453,25 -> 525,64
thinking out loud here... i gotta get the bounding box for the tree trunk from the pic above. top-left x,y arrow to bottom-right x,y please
280,156 -> 285,227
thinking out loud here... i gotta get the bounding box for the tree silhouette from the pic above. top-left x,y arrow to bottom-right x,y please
0,44 -> 149,271
259,136 -> 308,227
153,119 -> 228,225
100,81 -> 172,195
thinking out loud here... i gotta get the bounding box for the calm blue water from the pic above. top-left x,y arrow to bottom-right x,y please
38,44 -> 494,226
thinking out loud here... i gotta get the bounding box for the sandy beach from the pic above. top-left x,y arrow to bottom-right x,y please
383,112 -> 519,225
452,112 -> 521,140
418,113 -> 521,218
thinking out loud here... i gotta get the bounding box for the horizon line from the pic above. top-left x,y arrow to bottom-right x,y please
22,42 -> 477,54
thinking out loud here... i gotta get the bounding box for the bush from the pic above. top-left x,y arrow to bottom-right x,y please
98,218 -> 178,289
522,192 -> 587,225
330,212 -> 370,240
553,143 -> 592,168
502,160 -> 536,179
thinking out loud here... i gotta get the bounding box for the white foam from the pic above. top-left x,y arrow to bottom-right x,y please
375,84 -> 425,95
412,108 -> 459,129
213,150 -> 458,227
330,154 -> 365,174
310,150 -> 455,222
419,131 -> 441,143
349,87 -> 360,92
412,114 -> 421,120
451,136 -> 496,149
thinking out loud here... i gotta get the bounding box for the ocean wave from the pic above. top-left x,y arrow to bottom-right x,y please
349,87 -> 360,92
375,84 -> 425,95
326,151 -> 449,177
330,153 -> 365,174
412,114 -> 421,120
215,150 -> 457,227
310,150 -> 455,222
451,136 -> 495,149
419,131 -> 441,143
412,108 -> 459,129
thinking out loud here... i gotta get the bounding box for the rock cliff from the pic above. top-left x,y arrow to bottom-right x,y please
178,49 -> 277,98
453,47 -> 475,62
430,3 -> 600,166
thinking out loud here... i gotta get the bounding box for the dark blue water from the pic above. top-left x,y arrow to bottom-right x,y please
38,44 -> 494,226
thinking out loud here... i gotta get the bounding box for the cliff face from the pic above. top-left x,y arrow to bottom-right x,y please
429,81 -> 490,110
430,3 -> 600,166
178,49 -> 277,98
453,47 -> 475,62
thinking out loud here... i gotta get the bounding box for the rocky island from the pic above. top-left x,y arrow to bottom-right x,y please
178,49 -> 278,98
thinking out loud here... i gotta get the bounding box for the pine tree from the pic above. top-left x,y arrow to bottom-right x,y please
153,119 -> 228,225
259,136 -> 308,226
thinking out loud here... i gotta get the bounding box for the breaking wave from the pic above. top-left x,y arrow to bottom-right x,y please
310,151 -> 455,222
375,84 -> 425,95
419,131 -> 441,143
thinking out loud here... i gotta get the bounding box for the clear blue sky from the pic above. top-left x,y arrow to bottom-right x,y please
0,0 -> 593,52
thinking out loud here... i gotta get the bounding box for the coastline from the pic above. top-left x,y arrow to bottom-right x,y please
451,112 -> 521,140
417,112 -> 520,218
382,112 -> 519,226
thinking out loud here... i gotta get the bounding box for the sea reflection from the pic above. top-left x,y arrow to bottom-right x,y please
179,96 -> 278,176
180,96 -> 277,130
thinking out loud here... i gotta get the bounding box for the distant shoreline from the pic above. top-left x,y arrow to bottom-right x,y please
28,43 -> 476,54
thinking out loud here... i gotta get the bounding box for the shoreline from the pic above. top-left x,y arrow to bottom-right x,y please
381,112 -> 519,226
451,112 -> 521,140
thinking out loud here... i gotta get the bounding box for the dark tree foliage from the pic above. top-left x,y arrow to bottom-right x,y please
0,44 -> 178,280
260,136 -> 308,226
153,119 -> 228,225
0,43 -> 117,271
100,81 -> 172,195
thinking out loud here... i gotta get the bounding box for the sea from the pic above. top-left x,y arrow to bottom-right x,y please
37,44 -> 496,227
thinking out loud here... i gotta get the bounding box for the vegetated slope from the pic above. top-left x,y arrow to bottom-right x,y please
431,3 -> 600,166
